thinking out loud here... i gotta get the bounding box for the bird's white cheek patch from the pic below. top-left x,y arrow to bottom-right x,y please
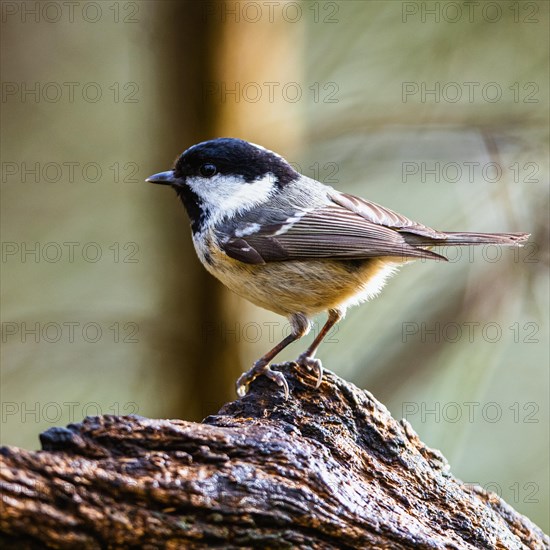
187,173 -> 276,225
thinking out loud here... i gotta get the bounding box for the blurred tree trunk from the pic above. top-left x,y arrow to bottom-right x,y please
202,0 -> 307,377
147,0 -> 307,418
148,1 -> 244,420
150,0 -> 308,417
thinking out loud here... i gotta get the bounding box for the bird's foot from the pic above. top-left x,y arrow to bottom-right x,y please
236,361 -> 290,399
296,353 -> 323,388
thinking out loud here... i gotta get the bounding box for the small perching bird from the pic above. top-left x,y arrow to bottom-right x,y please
147,138 -> 529,398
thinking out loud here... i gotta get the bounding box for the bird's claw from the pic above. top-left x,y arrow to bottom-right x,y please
296,353 -> 323,388
236,362 -> 290,399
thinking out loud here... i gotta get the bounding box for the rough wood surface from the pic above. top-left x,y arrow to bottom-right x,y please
1,364 -> 548,549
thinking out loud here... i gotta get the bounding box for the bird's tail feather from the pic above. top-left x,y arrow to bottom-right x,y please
440,232 -> 530,246
400,231 -> 530,262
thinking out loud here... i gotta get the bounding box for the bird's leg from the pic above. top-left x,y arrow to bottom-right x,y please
236,313 -> 310,399
296,308 -> 343,388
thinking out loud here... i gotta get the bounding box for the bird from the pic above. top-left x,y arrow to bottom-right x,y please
147,137 -> 529,399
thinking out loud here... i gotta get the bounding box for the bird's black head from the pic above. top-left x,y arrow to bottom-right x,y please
173,137 -> 298,185
146,138 -> 300,233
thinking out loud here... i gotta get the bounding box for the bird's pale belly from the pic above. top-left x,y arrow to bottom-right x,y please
198,240 -> 399,316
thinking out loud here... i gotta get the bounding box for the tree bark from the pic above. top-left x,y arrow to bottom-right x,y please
1,365 -> 547,549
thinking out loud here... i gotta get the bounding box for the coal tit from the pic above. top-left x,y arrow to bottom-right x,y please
147,138 -> 529,399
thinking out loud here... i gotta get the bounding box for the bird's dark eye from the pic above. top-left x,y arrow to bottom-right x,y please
199,163 -> 217,178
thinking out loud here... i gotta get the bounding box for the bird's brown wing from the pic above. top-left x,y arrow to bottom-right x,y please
219,193 -> 447,265
328,191 -> 447,240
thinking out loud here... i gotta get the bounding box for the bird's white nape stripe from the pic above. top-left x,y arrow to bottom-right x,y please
186,173 -> 277,228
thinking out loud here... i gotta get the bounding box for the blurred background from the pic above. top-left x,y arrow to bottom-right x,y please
1,0 -> 548,530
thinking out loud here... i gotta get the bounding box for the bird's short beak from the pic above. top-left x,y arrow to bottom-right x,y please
146,170 -> 177,185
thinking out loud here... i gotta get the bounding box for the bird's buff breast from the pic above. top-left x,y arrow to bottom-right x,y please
194,233 -> 398,316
